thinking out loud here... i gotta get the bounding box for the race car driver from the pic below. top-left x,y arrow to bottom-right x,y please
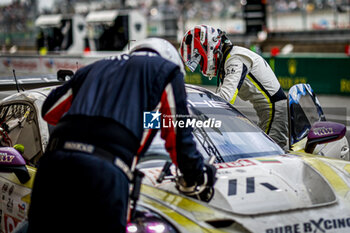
180,25 -> 288,149
27,38 -> 216,233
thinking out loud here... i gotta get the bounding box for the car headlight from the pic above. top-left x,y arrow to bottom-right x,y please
127,206 -> 178,233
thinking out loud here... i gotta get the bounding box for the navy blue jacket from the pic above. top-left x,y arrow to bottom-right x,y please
42,52 -> 204,181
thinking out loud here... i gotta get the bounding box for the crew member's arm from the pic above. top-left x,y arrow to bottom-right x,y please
218,56 -> 251,104
42,64 -> 93,125
160,69 -> 204,185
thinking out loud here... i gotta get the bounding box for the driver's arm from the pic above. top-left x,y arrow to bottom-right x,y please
218,56 -> 251,104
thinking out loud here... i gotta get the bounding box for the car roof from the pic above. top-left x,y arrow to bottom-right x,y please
0,86 -> 57,104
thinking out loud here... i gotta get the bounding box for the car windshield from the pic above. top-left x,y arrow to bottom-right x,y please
146,86 -> 284,163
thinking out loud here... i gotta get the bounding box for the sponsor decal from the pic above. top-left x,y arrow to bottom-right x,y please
187,99 -> 229,109
313,127 -> 333,136
215,159 -> 256,169
8,185 -> 14,196
4,214 -> 21,233
0,154 -> 15,163
3,59 -> 38,70
226,68 -> 236,75
44,59 -> 84,70
2,183 -> 9,193
225,64 -> 237,75
200,31 -> 204,42
63,142 -> 94,154
54,61 -> 81,70
266,217 -> 350,233
6,198 -> 13,213
217,170 -> 233,175
17,203 -> 26,218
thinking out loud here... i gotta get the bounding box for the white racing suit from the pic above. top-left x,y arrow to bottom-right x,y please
218,46 -> 288,149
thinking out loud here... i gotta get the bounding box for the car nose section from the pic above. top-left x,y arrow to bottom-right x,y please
210,156 -> 337,215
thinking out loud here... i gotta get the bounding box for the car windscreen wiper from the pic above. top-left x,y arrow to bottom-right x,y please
189,107 -> 225,163
192,125 -> 225,163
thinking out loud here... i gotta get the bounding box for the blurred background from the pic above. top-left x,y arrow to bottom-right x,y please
1,0 -> 350,53
0,0 -> 349,95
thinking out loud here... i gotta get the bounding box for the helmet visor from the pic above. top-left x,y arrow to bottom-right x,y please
186,50 -> 201,72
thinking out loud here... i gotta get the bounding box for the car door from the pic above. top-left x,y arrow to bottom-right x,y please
288,83 -> 349,160
0,101 -> 43,166
0,101 -> 42,233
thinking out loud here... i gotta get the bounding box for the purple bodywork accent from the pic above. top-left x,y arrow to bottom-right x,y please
0,147 -> 26,166
308,121 -> 346,143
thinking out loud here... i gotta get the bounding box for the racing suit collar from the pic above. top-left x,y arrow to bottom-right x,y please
217,43 -> 233,87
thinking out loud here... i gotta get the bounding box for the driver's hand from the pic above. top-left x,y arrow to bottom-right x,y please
175,164 -> 217,202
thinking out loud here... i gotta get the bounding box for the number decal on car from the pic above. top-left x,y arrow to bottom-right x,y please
228,177 -> 278,196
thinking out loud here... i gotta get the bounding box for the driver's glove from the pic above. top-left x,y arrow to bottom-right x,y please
175,163 -> 217,202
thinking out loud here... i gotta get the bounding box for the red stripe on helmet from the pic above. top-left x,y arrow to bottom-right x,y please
194,27 -> 201,38
192,26 -> 207,74
193,38 -> 207,74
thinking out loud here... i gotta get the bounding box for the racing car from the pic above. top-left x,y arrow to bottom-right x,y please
0,81 -> 349,233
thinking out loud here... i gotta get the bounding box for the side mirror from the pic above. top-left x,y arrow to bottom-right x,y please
57,69 -> 74,82
305,121 -> 346,154
0,147 -> 30,184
